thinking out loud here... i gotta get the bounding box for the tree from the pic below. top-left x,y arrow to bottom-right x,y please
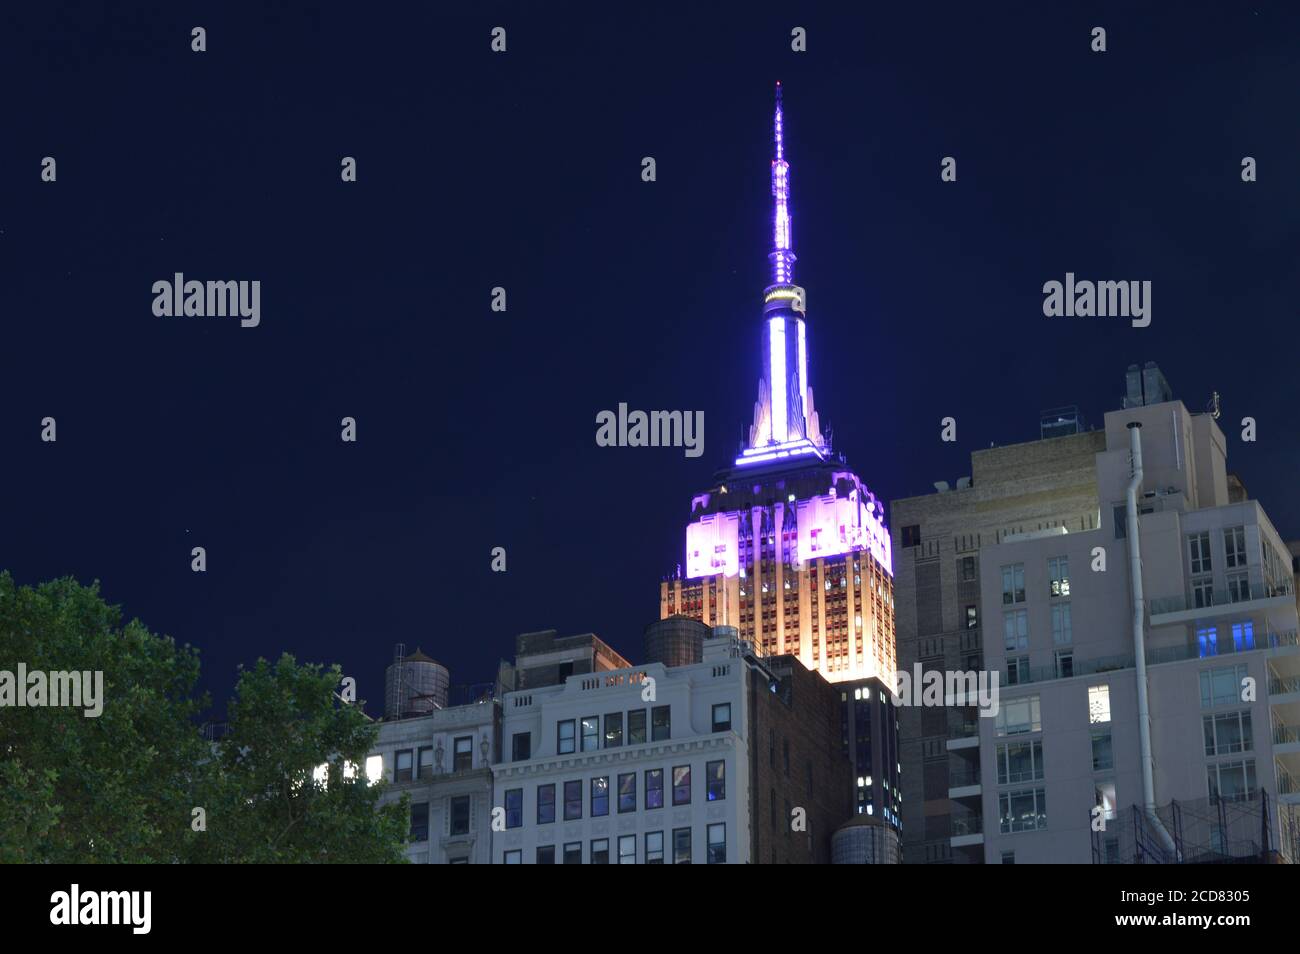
188,653 -> 409,863
0,573 -> 409,863
0,572 -> 208,862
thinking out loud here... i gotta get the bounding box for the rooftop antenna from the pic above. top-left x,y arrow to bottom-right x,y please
1207,391 -> 1221,420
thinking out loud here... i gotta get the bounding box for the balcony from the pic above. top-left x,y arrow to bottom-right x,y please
998,630 -> 1299,689
950,812 -> 983,848
947,715 -> 981,751
1149,586 -> 1295,625
948,763 -> 982,800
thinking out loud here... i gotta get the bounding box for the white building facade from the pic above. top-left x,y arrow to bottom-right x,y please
493,636 -> 752,863
972,385 -> 1299,863
367,699 -> 500,864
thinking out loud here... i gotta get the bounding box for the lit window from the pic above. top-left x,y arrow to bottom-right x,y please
1088,685 -> 1111,724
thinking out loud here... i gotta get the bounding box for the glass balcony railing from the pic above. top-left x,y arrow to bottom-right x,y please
949,765 -> 981,788
1002,631 -> 1298,688
1150,585 -> 1295,617
951,813 -> 983,837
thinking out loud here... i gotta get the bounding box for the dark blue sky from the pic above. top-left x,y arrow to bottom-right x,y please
4,2 -> 1297,718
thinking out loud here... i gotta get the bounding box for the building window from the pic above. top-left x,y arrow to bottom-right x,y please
563,842 -> 582,864
1208,760 -> 1256,803
902,525 -> 921,548
1001,563 -> 1026,605
417,746 -> 434,779
672,765 -> 692,805
965,605 -> 978,629
503,849 -> 521,864
1231,621 -> 1256,652
564,780 -> 583,820
707,823 -> 726,864
995,740 -> 1044,784
504,788 -> 522,829
1091,728 -> 1113,771
995,696 -> 1041,736
627,709 -> 647,744
537,783 -> 556,824
1224,527 -> 1247,569
557,719 -> 576,754
1051,603 -> 1072,645
1227,574 -> 1251,603
1055,649 -> 1074,679
1203,710 -> 1253,756
511,732 -> 531,762
1200,665 -> 1248,708
645,831 -> 664,864
1189,531 -> 1212,575
453,736 -> 473,772
1006,655 -> 1030,685
711,702 -> 732,732
618,772 -> 637,813
651,705 -> 671,741
1048,556 -> 1070,597
706,760 -> 726,801
536,845 -> 555,864
998,787 -> 1047,833
1095,781 -> 1117,821
449,795 -> 470,836
618,835 -> 636,864
1001,851 -> 1015,865
673,827 -> 692,864
1088,685 -> 1111,724
591,776 -> 609,816
604,712 -> 624,748
961,556 -> 976,581
590,838 -> 609,864
1197,626 -> 1218,658
645,768 -> 664,810
395,749 -> 413,783
409,802 -> 429,843
580,716 -> 599,752
1003,610 -> 1029,651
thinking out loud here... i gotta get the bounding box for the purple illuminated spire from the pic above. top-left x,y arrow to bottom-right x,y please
769,82 -> 794,286
740,83 -> 825,465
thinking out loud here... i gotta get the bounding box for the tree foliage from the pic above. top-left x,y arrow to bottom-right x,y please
0,573 -> 408,863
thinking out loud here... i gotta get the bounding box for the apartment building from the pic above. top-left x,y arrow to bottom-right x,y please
977,368 -> 1299,863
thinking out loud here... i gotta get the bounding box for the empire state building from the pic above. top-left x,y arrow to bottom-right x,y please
659,84 -> 896,686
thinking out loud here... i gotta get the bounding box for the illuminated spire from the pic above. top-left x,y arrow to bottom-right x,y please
739,83 -> 825,466
769,82 -> 795,286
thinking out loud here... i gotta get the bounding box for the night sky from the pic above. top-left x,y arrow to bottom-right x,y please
4,2 -> 1297,719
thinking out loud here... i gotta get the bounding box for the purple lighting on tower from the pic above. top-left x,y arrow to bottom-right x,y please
770,82 -> 793,286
